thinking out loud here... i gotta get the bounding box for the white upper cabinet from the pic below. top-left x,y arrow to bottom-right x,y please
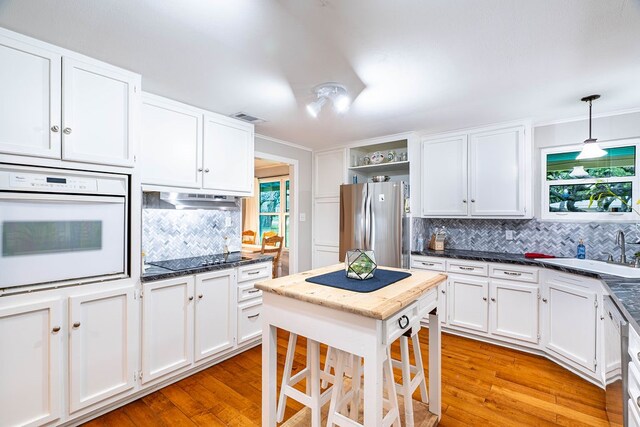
0,35 -> 61,159
421,135 -> 468,216
68,286 -> 137,413
0,29 -> 140,168
0,298 -> 62,427
141,94 -> 203,188
469,126 -> 526,216
420,122 -> 531,218
62,58 -> 137,167
203,113 -> 254,195
314,149 -> 346,198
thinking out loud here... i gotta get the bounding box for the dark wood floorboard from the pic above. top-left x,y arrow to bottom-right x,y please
83,330 -> 608,426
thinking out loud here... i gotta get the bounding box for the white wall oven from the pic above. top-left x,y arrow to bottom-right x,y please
0,165 -> 128,289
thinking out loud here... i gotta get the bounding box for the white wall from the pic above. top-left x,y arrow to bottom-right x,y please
533,111 -> 640,217
254,135 -> 313,271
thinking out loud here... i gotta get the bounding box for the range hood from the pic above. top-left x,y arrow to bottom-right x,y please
158,192 -> 239,210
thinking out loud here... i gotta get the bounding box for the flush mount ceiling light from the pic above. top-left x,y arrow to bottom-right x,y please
576,94 -> 607,160
306,83 -> 351,118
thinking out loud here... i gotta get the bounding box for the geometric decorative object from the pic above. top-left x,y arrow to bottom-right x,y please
345,249 -> 377,280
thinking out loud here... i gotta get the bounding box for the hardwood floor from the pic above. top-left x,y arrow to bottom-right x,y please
83,330 -> 609,426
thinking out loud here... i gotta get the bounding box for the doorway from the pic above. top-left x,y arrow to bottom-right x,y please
241,153 -> 298,278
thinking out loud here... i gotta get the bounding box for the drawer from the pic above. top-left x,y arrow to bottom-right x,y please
238,263 -> 271,283
629,363 -> 640,422
238,300 -> 262,345
418,288 -> 438,316
447,260 -> 488,277
238,280 -> 262,302
630,397 -> 640,427
383,301 -> 421,346
489,264 -> 539,283
630,326 -> 640,374
411,256 -> 446,272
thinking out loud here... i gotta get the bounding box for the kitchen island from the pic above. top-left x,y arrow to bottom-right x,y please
255,264 -> 446,426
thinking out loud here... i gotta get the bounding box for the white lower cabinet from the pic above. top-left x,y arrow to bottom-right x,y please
194,270 -> 236,362
489,279 -> 539,344
543,279 -> 598,372
68,287 -> 137,413
447,275 -> 489,333
0,298 -> 63,427
142,276 -> 194,383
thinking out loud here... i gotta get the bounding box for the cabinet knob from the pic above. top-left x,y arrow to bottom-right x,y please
63,127 -> 72,135
73,322 -> 81,328
471,199 -> 476,203
198,294 -> 203,299
491,297 -> 496,302
52,326 -> 61,333
204,168 -> 210,173
462,199 -> 467,203
51,125 -> 60,133
637,395 -> 640,409
482,297 -> 488,301
441,289 -> 445,294
637,352 -> 640,362
542,298 -> 548,303
188,296 -> 194,301
198,168 -> 203,172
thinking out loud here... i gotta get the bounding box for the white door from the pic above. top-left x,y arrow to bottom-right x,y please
314,199 -> 340,247
447,275 -> 489,332
489,279 -> 539,343
0,35 -> 61,159
62,57 -> 136,167
140,94 -> 203,188
421,135 -> 468,216
202,113 -> 254,195
469,126 -> 525,216
68,286 -> 136,413
312,245 -> 340,268
0,298 -> 62,427
142,276 -> 194,383
194,270 -> 236,362
543,281 -> 597,372
314,149 -> 345,198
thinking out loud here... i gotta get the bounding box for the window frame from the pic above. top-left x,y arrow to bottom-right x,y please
258,175 -> 290,247
540,138 -> 640,222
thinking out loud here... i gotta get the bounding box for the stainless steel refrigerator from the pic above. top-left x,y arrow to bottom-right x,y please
339,181 -> 410,269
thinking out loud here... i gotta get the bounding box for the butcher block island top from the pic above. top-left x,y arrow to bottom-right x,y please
255,264 -> 446,320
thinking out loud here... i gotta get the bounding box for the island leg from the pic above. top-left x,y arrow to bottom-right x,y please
262,322 -> 278,427
428,308 -> 441,419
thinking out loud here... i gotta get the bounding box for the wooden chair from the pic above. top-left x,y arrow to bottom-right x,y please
262,230 -> 277,240
261,235 -> 284,278
242,230 -> 256,244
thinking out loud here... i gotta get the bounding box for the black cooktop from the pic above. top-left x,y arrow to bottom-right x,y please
148,252 -> 249,271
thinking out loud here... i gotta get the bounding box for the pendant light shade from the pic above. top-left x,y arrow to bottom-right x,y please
576,95 -> 606,160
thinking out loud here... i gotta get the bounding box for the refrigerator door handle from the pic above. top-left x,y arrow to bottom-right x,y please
360,185 -> 368,249
369,195 -> 375,251
364,190 -> 370,249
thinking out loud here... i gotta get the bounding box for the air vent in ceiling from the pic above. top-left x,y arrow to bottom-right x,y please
231,112 -> 266,124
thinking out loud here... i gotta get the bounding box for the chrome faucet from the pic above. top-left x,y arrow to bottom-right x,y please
616,230 -> 627,264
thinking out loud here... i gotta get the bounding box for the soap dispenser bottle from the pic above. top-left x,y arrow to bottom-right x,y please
576,239 -> 586,259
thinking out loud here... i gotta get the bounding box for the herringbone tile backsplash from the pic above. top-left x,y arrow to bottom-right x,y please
143,209 -> 241,262
413,218 -> 640,260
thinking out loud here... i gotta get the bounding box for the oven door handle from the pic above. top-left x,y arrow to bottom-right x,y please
0,193 -> 125,204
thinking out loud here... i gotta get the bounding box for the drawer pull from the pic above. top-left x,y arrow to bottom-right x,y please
459,266 -> 475,271
503,271 -> 522,276
248,313 -> 260,319
248,289 -> 260,294
398,315 -> 409,329
248,271 -> 261,275
421,262 -> 435,266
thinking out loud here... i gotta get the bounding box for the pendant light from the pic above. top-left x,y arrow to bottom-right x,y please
576,95 -> 607,160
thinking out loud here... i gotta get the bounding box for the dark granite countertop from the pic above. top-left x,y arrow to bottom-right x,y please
412,248 -> 640,332
141,252 -> 273,282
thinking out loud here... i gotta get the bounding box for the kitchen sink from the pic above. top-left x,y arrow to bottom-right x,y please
536,258 -> 640,278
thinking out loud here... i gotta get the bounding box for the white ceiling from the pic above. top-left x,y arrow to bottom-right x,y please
1,0 -> 639,149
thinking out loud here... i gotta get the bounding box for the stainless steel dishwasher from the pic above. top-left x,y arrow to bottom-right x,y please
604,295 -> 628,426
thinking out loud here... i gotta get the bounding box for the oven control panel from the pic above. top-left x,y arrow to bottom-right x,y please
9,173 -> 98,192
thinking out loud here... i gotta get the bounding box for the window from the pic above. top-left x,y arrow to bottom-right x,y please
259,176 -> 290,247
542,140 -> 640,221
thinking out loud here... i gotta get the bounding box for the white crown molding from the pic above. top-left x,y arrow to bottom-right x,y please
534,106 -> 640,127
255,133 -> 313,152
